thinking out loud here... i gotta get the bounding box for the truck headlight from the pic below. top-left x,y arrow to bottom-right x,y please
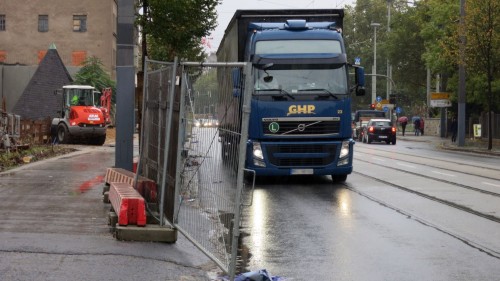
253,142 -> 263,160
339,140 -> 350,159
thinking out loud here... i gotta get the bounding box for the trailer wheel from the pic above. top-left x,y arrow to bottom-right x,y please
57,124 -> 72,144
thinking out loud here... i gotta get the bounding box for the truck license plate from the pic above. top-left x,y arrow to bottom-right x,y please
291,169 -> 313,175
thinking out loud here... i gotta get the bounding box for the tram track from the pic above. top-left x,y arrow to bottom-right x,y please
341,180 -> 500,259
355,146 -> 500,175
348,169 -> 500,224
353,156 -> 500,198
347,145 -> 500,259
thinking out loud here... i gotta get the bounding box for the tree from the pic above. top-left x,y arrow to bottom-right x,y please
74,56 -> 116,92
136,0 -> 219,63
73,56 -> 116,123
463,0 -> 500,150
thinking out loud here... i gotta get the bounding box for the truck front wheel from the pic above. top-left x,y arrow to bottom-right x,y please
332,174 -> 347,182
57,124 -> 72,144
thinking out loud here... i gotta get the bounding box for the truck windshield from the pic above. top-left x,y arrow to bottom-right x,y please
254,64 -> 347,95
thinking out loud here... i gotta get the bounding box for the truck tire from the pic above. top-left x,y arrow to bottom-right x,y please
332,174 -> 347,182
57,124 -> 72,144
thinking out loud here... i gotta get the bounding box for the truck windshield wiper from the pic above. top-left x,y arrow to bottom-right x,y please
298,88 -> 339,100
256,89 -> 295,100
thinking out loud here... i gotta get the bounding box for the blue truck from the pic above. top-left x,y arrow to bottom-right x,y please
216,9 -> 365,182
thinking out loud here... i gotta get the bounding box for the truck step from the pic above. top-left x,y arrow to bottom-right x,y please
104,167 -> 157,202
109,182 -> 146,226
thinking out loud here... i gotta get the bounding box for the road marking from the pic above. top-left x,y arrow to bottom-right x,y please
431,171 -> 456,177
396,162 -> 415,168
482,182 -> 500,188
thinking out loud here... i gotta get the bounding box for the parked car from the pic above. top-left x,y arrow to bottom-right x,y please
362,119 -> 397,145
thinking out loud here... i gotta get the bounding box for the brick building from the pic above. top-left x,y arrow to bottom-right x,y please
0,0 -> 118,78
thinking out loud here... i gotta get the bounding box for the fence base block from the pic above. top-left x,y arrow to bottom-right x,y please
115,224 -> 177,242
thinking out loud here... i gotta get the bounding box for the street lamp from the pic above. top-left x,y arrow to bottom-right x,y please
371,22 -> 381,104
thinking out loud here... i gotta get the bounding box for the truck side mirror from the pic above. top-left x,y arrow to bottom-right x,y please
353,66 -> 366,96
232,68 -> 242,97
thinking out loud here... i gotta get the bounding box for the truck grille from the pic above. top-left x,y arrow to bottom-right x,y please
263,117 -> 340,136
266,144 -> 337,167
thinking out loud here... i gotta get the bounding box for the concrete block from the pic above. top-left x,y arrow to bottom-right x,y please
103,191 -> 110,203
115,225 -> 177,242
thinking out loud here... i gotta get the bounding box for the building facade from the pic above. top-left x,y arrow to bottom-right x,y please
0,0 -> 117,78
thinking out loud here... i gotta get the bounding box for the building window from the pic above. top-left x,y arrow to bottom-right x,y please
0,51 -> 6,63
38,50 -> 47,63
0,15 -> 5,31
73,15 -> 87,32
38,15 -> 49,32
72,51 -> 87,66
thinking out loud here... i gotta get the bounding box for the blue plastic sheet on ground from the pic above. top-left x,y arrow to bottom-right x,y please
219,269 -> 286,281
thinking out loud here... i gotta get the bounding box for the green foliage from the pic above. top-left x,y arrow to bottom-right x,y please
192,68 -> 218,114
346,0 -> 499,116
74,56 -> 116,92
0,145 -> 74,172
137,0 -> 220,62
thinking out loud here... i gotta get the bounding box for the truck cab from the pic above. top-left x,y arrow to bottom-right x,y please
217,10 -> 365,181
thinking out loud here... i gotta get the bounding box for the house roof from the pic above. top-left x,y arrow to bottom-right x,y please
12,47 -> 73,120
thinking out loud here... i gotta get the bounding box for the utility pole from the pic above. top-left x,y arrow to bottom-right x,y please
371,22 -> 381,103
458,0 -> 466,146
115,0 -> 136,170
386,0 -> 392,101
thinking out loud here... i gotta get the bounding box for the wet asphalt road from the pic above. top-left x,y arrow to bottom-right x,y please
238,139 -> 500,280
0,145 -> 218,281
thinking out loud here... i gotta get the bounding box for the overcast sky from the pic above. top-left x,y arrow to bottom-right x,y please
205,0 -> 357,52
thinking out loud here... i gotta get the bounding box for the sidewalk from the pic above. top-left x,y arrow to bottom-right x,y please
397,132 -> 500,157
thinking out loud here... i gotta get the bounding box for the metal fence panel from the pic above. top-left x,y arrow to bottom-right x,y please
173,62 -> 250,277
139,59 -> 178,223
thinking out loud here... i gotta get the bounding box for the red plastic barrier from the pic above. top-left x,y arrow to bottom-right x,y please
104,168 -> 158,202
109,182 -> 146,226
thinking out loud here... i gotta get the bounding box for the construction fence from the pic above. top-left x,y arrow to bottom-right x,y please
138,58 -> 253,278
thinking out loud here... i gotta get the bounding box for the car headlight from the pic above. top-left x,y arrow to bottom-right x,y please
339,140 -> 350,159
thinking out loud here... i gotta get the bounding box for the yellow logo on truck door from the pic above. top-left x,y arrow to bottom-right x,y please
287,105 -> 316,116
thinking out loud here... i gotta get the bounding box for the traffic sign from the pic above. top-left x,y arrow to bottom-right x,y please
376,96 -> 382,103
395,107 -> 402,114
431,92 -> 450,100
383,106 -> 389,112
430,100 -> 452,107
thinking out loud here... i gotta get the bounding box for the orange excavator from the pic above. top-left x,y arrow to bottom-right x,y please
51,85 -> 107,145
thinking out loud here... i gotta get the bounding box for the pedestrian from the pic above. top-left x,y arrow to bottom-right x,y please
401,119 -> 407,136
419,118 -> 425,135
451,117 -> 458,142
414,118 -> 421,136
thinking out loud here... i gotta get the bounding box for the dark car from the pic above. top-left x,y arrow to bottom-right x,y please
362,119 -> 397,145
353,110 -> 387,141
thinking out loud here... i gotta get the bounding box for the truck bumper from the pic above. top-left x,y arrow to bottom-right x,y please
245,139 -> 354,176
